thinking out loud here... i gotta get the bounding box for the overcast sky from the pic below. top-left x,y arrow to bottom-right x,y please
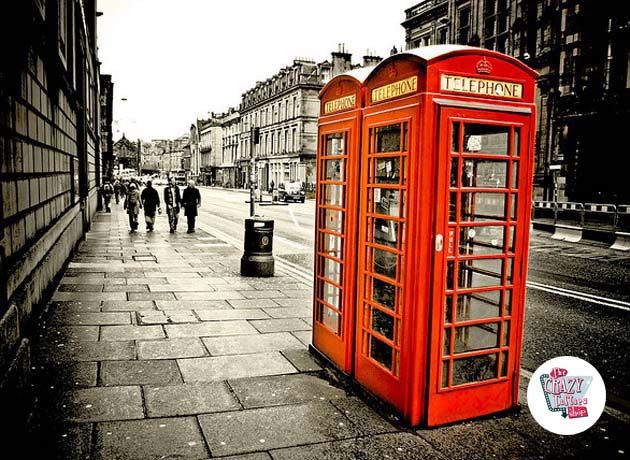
97,0 -> 413,141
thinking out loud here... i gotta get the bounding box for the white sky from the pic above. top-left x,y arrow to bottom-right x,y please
97,0 -> 413,140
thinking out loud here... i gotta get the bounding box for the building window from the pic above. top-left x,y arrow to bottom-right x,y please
457,4 -> 471,45
292,127 -> 297,151
292,96 -> 297,118
271,133 -> 274,154
626,51 -> 630,89
484,0 -> 510,53
285,100 -> 289,119
284,130 -> 288,152
438,27 -> 448,45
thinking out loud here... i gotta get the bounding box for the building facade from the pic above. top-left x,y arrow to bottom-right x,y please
220,108 -> 240,188
113,135 -> 139,171
0,0 -> 102,436
198,116 -> 223,185
99,74 -> 114,179
402,0 -> 630,203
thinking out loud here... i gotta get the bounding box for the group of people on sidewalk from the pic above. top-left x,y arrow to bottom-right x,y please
102,178 -> 201,233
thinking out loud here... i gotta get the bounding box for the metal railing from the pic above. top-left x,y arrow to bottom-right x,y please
533,201 -> 630,233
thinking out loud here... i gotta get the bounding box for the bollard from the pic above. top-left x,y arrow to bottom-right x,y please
241,216 -> 274,276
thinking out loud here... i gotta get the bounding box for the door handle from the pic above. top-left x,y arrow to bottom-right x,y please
435,234 -> 443,252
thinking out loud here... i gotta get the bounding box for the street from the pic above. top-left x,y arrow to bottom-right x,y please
195,187 -> 630,411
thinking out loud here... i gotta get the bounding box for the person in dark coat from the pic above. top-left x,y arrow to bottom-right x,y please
140,180 -> 161,232
181,180 -> 201,233
123,183 -> 142,232
101,180 -> 114,212
163,177 -> 182,233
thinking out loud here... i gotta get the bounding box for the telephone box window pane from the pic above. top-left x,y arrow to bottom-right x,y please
510,195 -> 518,220
455,322 -> 499,353
446,261 -> 454,291
458,259 -> 503,288
325,133 -> 345,155
462,159 -> 508,188
461,192 -> 507,221
459,226 -> 505,255
508,226 -> 516,252
324,209 -> 343,233
374,124 -> 401,152
500,351 -> 509,377
325,159 -> 344,181
372,277 -> 396,310
451,123 -> 460,152
321,282 -> 340,309
502,320 -> 510,346
443,328 -> 451,355
402,123 -> 409,151
511,162 -> 519,189
321,257 -> 341,285
504,290 -> 512,316
506,258 -> 513,282
372,308 -> 395,340
373,188 -> 401,217
441,361 -> 450,388
373,247 -> 397,280
370,335 -> 393,370
464,124 -> 509,155
374,157 -> 401,184
374,218 -> 398,248
452,353 -> 498,385
449,192 -> 457,221
322,234 -> 342,258
323,184 -> 344,207
321,305 -> 340,333
450,158 -> 459,187
444,296 -> 453,323
456,291 -> 501,321
512,128 -> 520,156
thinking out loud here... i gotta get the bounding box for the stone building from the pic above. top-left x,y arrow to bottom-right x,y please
0,0 -> 102,436
402,0 -> 630,203
198,116 -> 223,185
99,74 -> 114,179
220,108 -> 240,188
189,123 -> 200,181
113,135 -> 140,171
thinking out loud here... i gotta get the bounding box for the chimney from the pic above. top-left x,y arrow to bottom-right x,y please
362,49 -> 382,68
331,43 -> 352,77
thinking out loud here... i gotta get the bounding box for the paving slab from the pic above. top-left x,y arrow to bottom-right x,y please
94,417 -> 209,460
129,277 -> 167,284
156,300 -> 231,310
178,352 -> 297,382
282,290 -> 313,299
240,290 -> 286,299
137,338 -> 207,360
52,292 -> 127,301
57,386 -> 144,422
262,307 -> 312,318
228,299 -> 280,309
330,397 -> 397,436
202,332 -> 304,356
42,325 -> 100,342
51,312 -> 131,326
100,325 -> 165,341
175,291 -> 245,301
197,401 -> 360,456
137,310 -> 199,324
280,349 -> 322,372
48,300 -> 103,313
128,292 -> 177,301
165,320 -> 258,338
271,298 -> 312,308
144,382 -> 240,417
269,432 -> 445,460
292,330 -> 313,346
249,318 -> 311,333
229,373 -> 346,409
102,284 -> 149,292
149,283 -> 216,292
58,284 -> 104,292
101,300 -> 156,311
37,361 -> 99,388
195,309 -> 270,321
41,341 -> 136,362
220,454 -> 271,460
100,360 -> 182,386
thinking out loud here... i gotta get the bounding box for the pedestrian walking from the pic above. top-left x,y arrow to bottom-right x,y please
113,179 -> 121,204
163,177 -> 182,233
269,179 -> 275,198
141,180 -> 161,232
123,182 -> 142,232
182,180 -> 201,233
101,180 -> 114,212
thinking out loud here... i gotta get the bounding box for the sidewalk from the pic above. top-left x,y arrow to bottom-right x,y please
28,204 -> 629,459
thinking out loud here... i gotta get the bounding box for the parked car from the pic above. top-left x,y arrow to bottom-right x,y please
279,181 -> 305,203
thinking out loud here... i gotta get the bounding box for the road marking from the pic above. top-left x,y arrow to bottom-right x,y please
526,281 -> 630,312
288,207 -> 301,230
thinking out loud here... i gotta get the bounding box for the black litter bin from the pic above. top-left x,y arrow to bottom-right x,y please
241,216 -> 274,276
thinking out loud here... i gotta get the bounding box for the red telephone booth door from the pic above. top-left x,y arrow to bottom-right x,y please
313,118 -> 361,373
354,105 -> 419,413
427,106 -> 533,426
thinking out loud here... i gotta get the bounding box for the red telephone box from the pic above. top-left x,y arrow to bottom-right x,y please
312,67 -> 373,373
314,46 -> 537,427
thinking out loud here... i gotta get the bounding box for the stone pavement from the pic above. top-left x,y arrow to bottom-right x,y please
27,206 -> 629,459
